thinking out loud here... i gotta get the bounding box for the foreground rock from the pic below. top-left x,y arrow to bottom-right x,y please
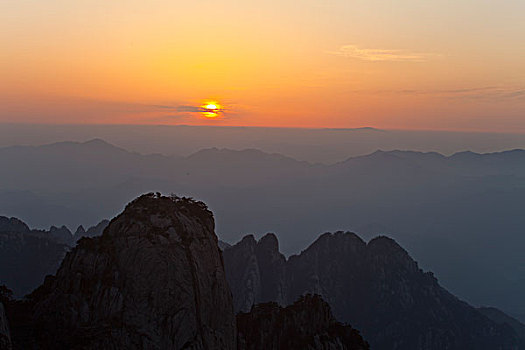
29,193 -> 236,349
4,195 -> 372,349
237,294 -> 369,350
224,232 -> 521,350
478,307 -> 525,346
0,302 -> 11,350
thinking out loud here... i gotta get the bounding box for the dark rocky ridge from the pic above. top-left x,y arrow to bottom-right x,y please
0,229 -> 68,298
0,218 -> 29,234
75,219 -> 109,241
478,307 -> 525,345
224,232 -> 522,350
237,294 -> 369,350
0,302 -> 11,350
20,193 -> 237,349
223,234 -> 286,312
3,194 -> 369,349
0,217 -> 108,297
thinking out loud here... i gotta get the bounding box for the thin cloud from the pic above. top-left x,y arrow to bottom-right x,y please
175,105 -> 203,113
352,86 -> 525,101
329,45 -> 438,62
152,104 -> 229,114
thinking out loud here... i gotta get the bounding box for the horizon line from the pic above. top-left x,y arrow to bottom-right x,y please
3,122 -> 525,135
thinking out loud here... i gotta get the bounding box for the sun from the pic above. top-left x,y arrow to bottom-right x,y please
200,101 -> 223,118
205,103 -> 218,110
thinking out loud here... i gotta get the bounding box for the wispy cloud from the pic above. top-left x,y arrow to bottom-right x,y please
174,105 -> 203,113
353,86 -> 525,101
329,45 -> 438,62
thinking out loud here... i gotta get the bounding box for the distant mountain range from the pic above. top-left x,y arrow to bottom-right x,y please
0,139 -> 524,322
3,123 -> 525,163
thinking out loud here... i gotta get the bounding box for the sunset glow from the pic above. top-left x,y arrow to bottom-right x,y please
1,0 -> 525,131
200,101 -> 222,118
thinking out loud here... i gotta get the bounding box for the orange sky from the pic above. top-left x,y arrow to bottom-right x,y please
2,0 -> 525,131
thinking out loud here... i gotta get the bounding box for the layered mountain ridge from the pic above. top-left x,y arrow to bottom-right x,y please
1,194 -> 368,350
223,231 -> 522,349
2,139 -> 525,322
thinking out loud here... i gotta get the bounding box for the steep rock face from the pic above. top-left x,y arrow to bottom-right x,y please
237,294 -> 369,350
223,234 -> 286,312
0,227 -> 68,297
30,193 -> 236,349
224,232 -> 521,350
478,307 -> 525,345
354,236 -> 518,349
285,232 -> 367,321
0,303 -> 11,350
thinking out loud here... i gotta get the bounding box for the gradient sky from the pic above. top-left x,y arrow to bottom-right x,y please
2,0 -> 525,130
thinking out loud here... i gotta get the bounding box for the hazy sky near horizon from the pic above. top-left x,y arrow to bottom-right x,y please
2,0 -> 525,131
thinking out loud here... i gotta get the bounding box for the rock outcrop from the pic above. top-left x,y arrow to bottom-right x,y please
29,193 -> 236,349
0,216 -> 109,297
0,225 -> 68,297
478,307 -> 525,346
0,303 -> 11,350
224,232 -> 521,350
0,217 -> 29,234
4,196 -> 373,349
73,220 -> 109,242
237,294 -> 369,350
223,234 -> 286,312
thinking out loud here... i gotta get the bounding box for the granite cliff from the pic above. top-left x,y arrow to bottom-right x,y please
223,231 -> 521,350
0,302 -> 11,350
20,193 -> 236,349
237,294 -> 369,350
3,194 -> 368,350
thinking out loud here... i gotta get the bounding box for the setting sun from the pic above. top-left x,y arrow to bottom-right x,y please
201,101 -> 223,118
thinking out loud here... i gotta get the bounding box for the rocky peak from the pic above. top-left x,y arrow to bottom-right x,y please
292,231 -> 366,261
224,233 -> 287,313
366,235 -> 410,258
28,193 -> 235,349
74,219 -> 109,242
3,194 -> 371,349
73,225 -> 85,237
257,233 -> 279,251
0,217 -> 29,234
224,232 -> 521,349
365,235 -> 421,275
237,294 -> 369,350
